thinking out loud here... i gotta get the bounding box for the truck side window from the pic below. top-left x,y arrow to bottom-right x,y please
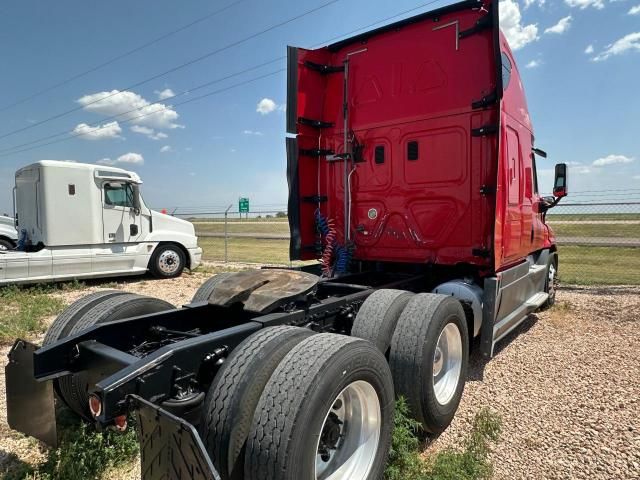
531,154 -> 539,194
501,52 -> 512,90
104,183 -> 134,208
407,141 -> 419,161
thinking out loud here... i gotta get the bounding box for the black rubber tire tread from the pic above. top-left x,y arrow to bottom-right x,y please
390,293 -> 469,434
245,333 -> 395,480
202,326 -> 314,480
58,294 -> 175,418
149,244 -> 186,278
0,238 -> 14,250
352,289 -> 415,354
42,290 -> 127,346
192,272 -> 237,303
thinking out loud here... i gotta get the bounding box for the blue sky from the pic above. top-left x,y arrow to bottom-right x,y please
0,0 -> 639,214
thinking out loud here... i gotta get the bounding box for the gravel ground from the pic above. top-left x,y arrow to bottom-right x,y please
1,273 -> 639,479
431,285 -> 640,480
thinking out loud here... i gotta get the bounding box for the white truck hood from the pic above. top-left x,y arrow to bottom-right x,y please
151,211 -> 196,237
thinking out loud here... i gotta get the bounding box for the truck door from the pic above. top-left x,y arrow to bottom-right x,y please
101,182 -> 141,244
503,127 -> 523,260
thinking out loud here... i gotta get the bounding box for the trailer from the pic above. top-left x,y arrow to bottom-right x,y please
0,161 -> 202,285
6,1 -> 568,479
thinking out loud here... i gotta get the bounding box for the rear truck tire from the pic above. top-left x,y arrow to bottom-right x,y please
201,326 -> 314,480
58,294 -> 175,419
541,255 -> 558,310
149,243 -> 186,279
389,293 -> 469,434
42,290 -> 128,346
245,334 -> 395,480
0,238 -> 14,250
351,289 -> 414,355
191,272 -> 237,303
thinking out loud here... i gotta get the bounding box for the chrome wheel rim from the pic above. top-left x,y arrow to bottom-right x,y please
433,323 -> 463,406
0,243 -> 7,251
314,380 -> 381,480
158,249 -> 180,275
548,263 -> 557,298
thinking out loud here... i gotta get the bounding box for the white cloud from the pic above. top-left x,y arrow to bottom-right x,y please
96,158 -> 116,166
256,98 -> 284,115
592,32 -> 640,61
524,0 -> 546,7
629,5 -> 640,15
160,145 -> 173,153
96,152 -> 144,166
544,15 -> 572,35
116,152 -> 144,165
525,59 -> 542,68
499,0 -> 539,50
633,175 -> 640,180
256,98 -> 276,115
585,44 -> 595,54
130,125 -> 168,140
77,90 -> 182,130
574,166 -> 592,174
243,130 -> 264,136
155,88 -> 175,100
73,121 -> 122,140
592,154 -> 634,166
565,0 -> 604,9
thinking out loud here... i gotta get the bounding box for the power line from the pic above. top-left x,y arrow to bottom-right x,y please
0,69 -> 286,157
0,57 -> 287,154
568,188 -> 640,194
0,0 -> 247,113
0,0 -> 341,142
0,0 -> 449,156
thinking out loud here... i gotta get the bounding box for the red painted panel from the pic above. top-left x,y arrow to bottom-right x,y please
290,2 -> 499,268
290,1 -> 556,273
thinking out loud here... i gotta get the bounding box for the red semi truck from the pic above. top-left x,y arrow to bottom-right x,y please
6,1 -> 567,479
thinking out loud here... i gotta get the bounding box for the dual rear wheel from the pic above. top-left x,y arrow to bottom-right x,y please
44,292 -> 175,419
352,289 -> 469,434
201,327 -> 394,480
201,287 -> 468,480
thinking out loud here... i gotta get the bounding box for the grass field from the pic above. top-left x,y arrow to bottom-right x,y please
198,236 -> 640,285
195,222 -> 290,235
199,237 -> 295,265
549,222 -> 640,239
547,213 -> 640,222
558,245 -> 640,285
192,216 -> 640,239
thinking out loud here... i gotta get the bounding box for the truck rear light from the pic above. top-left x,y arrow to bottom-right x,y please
89,394 -> 102,418
114,415 -> 127,432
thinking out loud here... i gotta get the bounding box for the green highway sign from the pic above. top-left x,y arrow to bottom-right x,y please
239,197 -> 250,213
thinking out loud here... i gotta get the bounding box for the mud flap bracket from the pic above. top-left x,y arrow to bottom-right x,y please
131,395 -> 220,480
6,339 -> 57,447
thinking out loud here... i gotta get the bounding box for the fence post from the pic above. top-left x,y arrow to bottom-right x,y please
224,204 -> 232,263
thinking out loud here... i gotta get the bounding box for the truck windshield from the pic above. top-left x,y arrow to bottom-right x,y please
104,183 -> 135,208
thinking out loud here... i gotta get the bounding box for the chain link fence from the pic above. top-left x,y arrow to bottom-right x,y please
172,202 -> 640,285
547,202 -> 640,285
173,209 -> 292,265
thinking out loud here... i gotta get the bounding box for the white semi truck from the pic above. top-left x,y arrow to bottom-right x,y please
0,214 -> 18,250
0,160 -> 202,285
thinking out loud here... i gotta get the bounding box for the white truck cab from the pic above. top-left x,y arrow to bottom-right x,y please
0,161 -> 202,285
0,214 -> 17,251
